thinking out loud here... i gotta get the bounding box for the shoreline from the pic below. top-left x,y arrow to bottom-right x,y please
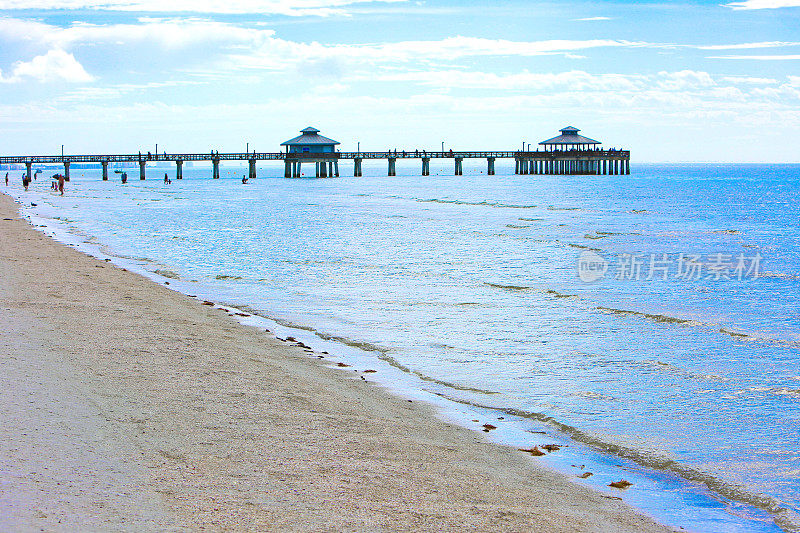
0,191 -> 674,531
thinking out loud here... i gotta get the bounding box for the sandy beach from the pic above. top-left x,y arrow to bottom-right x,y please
0,192 -> 673,532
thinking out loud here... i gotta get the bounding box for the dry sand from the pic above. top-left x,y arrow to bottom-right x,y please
0,193 -> 674,532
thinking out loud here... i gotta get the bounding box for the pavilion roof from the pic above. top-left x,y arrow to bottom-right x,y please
281,127 -> 340,146
539,132 -> 601,145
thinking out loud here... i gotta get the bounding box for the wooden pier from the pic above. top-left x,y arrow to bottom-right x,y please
0,149 -> 630,182
0,126 -> 630,181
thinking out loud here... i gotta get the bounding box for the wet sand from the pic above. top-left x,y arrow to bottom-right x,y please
0,192 -> 674,532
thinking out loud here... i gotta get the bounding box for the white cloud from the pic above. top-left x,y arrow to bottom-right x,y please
0,0 -> 406,16
657,70 -> 715,89
724,0 -> 800,9
0,48 -> 94,83
708,54 -> 800,59
722,76 -> 778,84
697,41 -> 800,50
369,69 -> 648,91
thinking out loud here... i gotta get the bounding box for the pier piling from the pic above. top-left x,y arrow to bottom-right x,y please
212,158 -> 220,179
139,160 -> 146,180
388,157 -> 396,177
354,158 -> 362,177
176,160 -> 183,180
25,162 -> 32,183
249,159 -> 257,181
455,157 -> 463,176
101,161 -> 108,181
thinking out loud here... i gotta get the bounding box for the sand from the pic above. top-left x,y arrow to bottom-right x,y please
0,192 -> 674,532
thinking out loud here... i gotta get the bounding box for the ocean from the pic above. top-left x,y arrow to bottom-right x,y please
7,160 -> 800,532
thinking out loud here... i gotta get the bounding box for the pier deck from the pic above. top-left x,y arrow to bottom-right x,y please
1,149 -> 631,180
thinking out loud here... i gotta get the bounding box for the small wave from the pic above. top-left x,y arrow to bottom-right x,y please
596,306 -> 700,326
733,386 -> 800,398
760,271 -> 800,281
631,209 -> 649,214
484,282 -> 532,291
415,198 -> 536,209
547,206 -> 581,211
585,231 -> 641,239
236,308 -> 501,395
574,390 -> 617,401
713,229 -> 741,235
599,308 -> 800,349
505,224 -> 529,229
642,360 -> 729,382
215,274 -> 243,280
720,327 -> 751,340
518,217 -> 544,222
567,243 -> 602,252
155,269 -> 180,279
434,394 -> 800,532
545,289 -> 578,299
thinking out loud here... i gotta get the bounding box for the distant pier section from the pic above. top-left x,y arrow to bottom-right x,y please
0,126 -> 630,181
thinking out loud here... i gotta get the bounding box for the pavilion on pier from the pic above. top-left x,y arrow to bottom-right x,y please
539,126 -> 601,151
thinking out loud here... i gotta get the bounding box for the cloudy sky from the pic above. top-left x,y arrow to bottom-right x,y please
1,0 -> 799,162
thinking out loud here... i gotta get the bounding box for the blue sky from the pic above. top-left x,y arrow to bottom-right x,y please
0,0 -> 799,162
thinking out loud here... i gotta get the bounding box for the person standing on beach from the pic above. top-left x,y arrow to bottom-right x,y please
5,172 -> 8,186
57,174 -> 64,195
22,173 -> 28,191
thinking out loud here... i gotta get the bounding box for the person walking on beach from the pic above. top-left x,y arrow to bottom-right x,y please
57,174 -> 64,195
4,172 -> 8,186
164,172 -> 171,184
22,173 -> 28,191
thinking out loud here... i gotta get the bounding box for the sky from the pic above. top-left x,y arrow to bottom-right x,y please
0,0 -> 799,162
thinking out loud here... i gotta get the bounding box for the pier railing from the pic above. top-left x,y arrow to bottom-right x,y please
1,148 -> 631,178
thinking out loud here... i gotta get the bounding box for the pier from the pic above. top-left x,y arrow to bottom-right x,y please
0,126 -> 630,181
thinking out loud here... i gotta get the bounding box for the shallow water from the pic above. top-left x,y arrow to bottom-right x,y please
7,161 -> 800,531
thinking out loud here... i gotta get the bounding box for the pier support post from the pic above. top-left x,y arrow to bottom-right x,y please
249,159 -> 257,181
422,158 -> 430,176
625,159 -> 630,175
63,161 -> 70,182
514,158 -> 520,175
25,162 -> 32,183
487,157 -> 495,176
212,158 -> 220,179
455,157 -> 463,176
354,158 -> 362,177
176,160 -> 183,180
293,161 -> 302,177
139,160 -> 146,180
101,161 -> 109,181
284,160 -> 292,178
334,160 -> 339,177
388,157 -> 396,176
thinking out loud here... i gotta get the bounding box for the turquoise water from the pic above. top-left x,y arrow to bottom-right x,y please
7,161 -> 800,532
